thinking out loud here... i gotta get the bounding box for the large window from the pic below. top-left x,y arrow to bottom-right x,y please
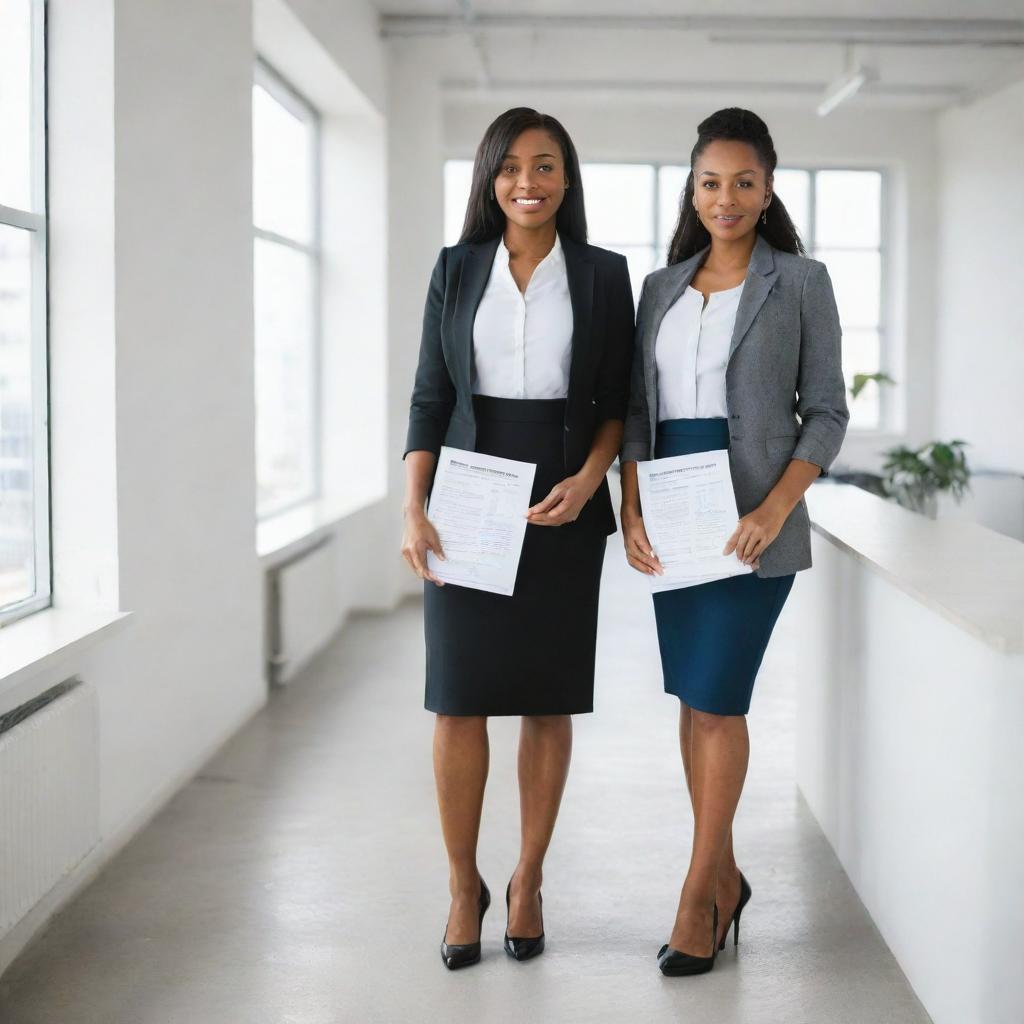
252,60 -> 321,519
444,159 -> 888,431
1,0 -> 49,627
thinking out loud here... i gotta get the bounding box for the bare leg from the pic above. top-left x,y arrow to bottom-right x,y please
679,704 -> 743,948
669,708 -> 749,955
508,714 -> 573,936
434,714 -> 489,944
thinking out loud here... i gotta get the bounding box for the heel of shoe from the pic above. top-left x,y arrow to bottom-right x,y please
717,871 -> 752,951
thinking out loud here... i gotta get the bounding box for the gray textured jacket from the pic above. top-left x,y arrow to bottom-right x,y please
621,234 -> 849,578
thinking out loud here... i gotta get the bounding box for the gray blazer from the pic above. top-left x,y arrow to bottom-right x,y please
621,233 -> 849,578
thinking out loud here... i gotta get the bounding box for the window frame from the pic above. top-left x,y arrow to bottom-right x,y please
252,57 -> 323,521
0,0 -> 51,629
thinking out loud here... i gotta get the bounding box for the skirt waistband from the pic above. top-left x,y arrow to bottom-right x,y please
472,395 -> 566,424
657,417 -> 729,439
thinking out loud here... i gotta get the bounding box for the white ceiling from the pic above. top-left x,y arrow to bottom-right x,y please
375,1 -> 1024,111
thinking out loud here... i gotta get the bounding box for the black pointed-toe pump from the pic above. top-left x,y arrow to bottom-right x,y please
657,904 -> 719,977
440,877 -> 491,970
718,871 -> 752,951
503,880 -> 545,961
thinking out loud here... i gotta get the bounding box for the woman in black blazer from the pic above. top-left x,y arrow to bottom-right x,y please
401,107 -> 634,969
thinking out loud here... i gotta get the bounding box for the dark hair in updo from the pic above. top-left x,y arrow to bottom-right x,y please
458,107 -> 587,246
666,107 -> 805,265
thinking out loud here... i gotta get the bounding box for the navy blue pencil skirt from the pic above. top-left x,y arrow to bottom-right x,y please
651,418 -> 795,716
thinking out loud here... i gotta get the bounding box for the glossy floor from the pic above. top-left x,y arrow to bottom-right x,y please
0,550 -> 930,1023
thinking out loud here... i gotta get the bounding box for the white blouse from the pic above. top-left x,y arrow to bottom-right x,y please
655,281 -> 745,421
471,235 -> 574,400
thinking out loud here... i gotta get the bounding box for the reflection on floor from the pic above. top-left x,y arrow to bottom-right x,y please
0,547 -> 930,1023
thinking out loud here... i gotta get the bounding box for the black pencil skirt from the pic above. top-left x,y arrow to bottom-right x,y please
424,396 -> 610,717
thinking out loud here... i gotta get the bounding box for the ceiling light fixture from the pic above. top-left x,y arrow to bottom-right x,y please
817,45 -> 877,117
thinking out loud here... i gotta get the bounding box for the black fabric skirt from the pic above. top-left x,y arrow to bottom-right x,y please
424,396 -> 609,717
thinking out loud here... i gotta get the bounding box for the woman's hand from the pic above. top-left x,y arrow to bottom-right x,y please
526,471 -> 599,527
723,497 -> 788,566
621,510 -> 663,576
401,509 -> 446,585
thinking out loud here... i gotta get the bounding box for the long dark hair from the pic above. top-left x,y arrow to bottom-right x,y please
458,107 -> 587,245
667,108 -> 804,265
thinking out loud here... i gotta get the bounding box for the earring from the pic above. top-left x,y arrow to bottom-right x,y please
490,187 -> 495,201
762,200 -> 770,225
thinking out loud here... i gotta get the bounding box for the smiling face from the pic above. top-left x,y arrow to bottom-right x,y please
493,128 -> 567,232
691,139 -> 772,243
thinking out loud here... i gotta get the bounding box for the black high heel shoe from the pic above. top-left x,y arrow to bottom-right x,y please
718,871 -> 752,951
503,880 -> 545,961
657,904 -> 718,976
440,877 -> 490,970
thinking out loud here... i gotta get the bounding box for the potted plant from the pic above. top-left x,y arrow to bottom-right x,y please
881,440 -> 971,518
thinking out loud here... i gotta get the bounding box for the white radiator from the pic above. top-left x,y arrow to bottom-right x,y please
0,680 -> 100,935
267,536 -> 343,685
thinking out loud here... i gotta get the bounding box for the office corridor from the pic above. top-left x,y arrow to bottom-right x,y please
0,550 -> 930,1024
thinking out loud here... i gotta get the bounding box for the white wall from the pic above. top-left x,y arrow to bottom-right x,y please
1,0 -> 394,974
935,79 -> 1024,474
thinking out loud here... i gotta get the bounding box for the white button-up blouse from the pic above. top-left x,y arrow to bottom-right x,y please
471,235 -> 574,400
655,281 -> 744,422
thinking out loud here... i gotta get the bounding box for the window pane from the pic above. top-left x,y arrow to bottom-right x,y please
592,244 -> 654,307
657,165 -> 689,259
254,238 -> 316,515
253,82 -> 314,244
444,160 -> 473,246
0,0 -> 33,210
581,164 -> 655,245
773,168 -> 810,248
0,224 -> 36,606
841,328 -> 882,430
815,248 -> 880,329
816,170 -> 881,249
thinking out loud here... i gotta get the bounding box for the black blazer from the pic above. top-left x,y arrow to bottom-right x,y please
404,233 -> 635,532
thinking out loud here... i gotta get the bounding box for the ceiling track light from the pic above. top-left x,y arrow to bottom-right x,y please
817,46 -> 878,116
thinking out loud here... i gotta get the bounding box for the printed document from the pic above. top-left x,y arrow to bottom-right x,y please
637,449 -> 753,593
426,446 -> 537,596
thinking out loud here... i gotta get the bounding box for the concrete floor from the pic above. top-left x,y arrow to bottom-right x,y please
0,548 -> 931,1024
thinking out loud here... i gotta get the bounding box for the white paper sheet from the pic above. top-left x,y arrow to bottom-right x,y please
636,448 -> 753,593
425,446 -> 537,596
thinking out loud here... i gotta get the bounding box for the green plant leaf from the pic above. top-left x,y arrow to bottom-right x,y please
850,371 -> 897,400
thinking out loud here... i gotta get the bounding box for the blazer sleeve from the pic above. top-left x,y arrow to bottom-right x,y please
792,260 -> 850,472
620,275 -> 651,464
404,247 -> 455,459
593,254 -> 636,423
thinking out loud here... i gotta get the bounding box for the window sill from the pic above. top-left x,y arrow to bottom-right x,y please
0,607 -> 133,707
257,488 -> 386,569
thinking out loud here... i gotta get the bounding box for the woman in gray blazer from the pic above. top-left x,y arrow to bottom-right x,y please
619,108 -> 849,976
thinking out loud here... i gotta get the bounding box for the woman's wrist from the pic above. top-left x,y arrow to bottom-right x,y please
621,503 -> 643,524
402,499 -> 427,520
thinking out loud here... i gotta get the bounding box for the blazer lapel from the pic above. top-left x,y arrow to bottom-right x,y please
728,233 -> 779,362
449,236 -> 500,397
560,235 -> 595,403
